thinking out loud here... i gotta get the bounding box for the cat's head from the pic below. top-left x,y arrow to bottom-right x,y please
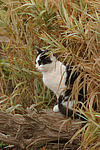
35,47 -> 57,72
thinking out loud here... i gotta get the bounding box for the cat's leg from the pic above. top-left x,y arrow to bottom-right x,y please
53,98 -> 75,113
53,105 -> 59,112
58,95 -> 78,118
58,95 -> 87,120
53,96 -> 61,112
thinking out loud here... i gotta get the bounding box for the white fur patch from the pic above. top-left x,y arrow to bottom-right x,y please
53,105 -> 59,112
42,61 -> 67,97
35,54 -> 41,70
62,100 -> 75,109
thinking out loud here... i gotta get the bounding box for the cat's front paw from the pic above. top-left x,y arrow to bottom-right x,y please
53,105 -> 59,112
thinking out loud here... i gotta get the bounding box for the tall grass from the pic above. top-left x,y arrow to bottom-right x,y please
0,0 -> 100,149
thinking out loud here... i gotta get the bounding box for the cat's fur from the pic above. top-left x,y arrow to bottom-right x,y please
35,47 -> 86,119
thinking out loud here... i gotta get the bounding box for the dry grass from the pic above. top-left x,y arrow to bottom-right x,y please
0,0 -> 100,149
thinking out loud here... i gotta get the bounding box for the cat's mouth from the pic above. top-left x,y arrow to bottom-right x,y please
36,67 -> 41,72
36,67 -> 39,71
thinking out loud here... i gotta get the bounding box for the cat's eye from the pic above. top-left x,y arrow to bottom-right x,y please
38,60 -> 41,65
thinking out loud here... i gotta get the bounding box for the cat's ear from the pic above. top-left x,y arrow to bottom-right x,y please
50,53 -> 57,61
36,46 -> 44,54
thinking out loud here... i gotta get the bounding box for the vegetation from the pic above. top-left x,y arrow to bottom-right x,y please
0,0 -> 100,149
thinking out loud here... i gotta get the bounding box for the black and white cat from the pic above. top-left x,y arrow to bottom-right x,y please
35,47 -> 86,119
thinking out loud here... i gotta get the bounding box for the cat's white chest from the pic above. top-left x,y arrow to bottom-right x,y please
42,62 -> 66,97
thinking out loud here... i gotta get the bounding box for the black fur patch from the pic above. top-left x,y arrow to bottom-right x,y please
39,54 -> 52,65
58,95 -> 79,119
58,95 -> 86,120
36,49 -> 52,65
36,47 -> 58,65
65,66 -> 86,102
65,66 -> 80,87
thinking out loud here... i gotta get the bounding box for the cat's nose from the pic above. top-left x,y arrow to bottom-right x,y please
36,67 -> 38,70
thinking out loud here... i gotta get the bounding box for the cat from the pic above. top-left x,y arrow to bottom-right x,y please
35,46 -> 87,119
